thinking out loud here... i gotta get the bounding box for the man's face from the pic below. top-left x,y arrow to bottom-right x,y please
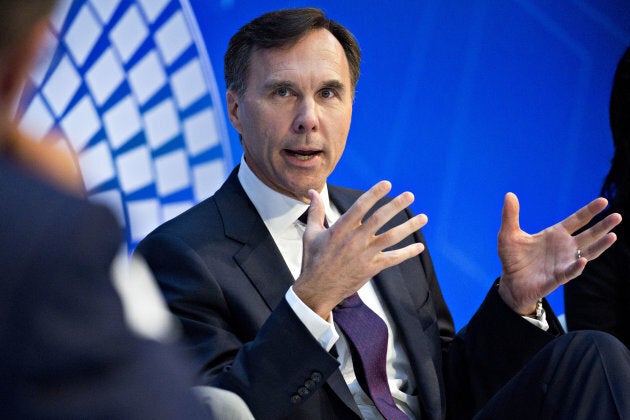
227,28 -> 353,203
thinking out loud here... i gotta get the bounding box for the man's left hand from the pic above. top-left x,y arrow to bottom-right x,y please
497,192 -> 621,315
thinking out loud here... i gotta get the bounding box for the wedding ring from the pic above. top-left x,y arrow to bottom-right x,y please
575,249 -> 582,260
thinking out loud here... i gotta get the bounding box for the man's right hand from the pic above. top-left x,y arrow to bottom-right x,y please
292,180 -> 427,319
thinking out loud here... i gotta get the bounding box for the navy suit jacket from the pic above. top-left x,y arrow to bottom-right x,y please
137,167 -> 565,419
0,157 -> 209,419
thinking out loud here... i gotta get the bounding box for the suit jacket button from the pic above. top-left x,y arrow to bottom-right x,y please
297,386 -> 309,396
311,371 -> 322,382
290,394 -> 302,404
305,379 -> 316,390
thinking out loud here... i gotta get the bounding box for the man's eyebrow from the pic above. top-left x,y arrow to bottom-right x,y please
320,80 -> 346,92
262,79 -> 347,91
263,80 -> 294,91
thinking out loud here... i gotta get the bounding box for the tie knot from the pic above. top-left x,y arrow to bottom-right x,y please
298,209 -> 329,228
298,210 -> 309,225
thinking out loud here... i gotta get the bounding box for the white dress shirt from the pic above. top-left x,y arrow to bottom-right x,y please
238,158 -> 419,419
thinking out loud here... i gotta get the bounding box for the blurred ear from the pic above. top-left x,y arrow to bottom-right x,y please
7,126 -> 85,195
0,17 -> 49,107
226,89 -> 243,133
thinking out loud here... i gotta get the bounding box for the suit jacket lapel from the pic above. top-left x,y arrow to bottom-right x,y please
214,167 -> 295,312
375,266 -> 442,419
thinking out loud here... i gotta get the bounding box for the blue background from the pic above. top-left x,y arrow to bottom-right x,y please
188,0 -> 630,329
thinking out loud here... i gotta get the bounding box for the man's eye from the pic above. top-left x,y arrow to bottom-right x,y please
275,87 -> 290,97
320,89 -> 336,99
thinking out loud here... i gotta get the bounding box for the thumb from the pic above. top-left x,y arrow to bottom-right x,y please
306,189 -> 328,229
500,192 -> 521,234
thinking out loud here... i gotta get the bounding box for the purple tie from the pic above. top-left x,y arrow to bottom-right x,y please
298,210 -> 408,419
333,294 -> 409,419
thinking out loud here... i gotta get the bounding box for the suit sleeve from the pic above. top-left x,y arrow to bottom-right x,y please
136,232 -> 344,420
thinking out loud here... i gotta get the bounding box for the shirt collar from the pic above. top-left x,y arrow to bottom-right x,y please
237,156 -> 333,233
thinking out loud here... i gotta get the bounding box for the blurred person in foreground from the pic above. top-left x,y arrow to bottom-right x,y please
0,1 -> 253,418
137,7 -> 630,420
565,47 -> 630,348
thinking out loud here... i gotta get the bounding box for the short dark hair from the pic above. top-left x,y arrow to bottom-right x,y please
224,7 -> 361,96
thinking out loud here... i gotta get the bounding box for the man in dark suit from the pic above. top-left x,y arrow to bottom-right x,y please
0,1 -> 250,418
137,7 -> 630,419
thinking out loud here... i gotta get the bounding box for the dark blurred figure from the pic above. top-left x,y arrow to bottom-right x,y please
565,47 -> 630,347
0,1 -> 249,418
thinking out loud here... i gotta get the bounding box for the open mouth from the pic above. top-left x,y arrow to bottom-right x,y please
287,150 -> 321,161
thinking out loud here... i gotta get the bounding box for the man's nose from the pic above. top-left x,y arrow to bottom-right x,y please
292,98 -> 319,133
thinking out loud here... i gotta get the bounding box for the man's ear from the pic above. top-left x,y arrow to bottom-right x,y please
226,89 -> 242,133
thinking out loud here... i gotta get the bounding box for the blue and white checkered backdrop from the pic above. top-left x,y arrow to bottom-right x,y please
18,0 -> 630,329
18,0 -> 231,250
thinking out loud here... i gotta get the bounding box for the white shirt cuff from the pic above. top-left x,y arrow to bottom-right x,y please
522,308 -> 549,331
285,286 -> 339,351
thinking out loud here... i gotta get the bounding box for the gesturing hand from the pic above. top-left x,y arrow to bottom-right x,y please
497,192 -> 622,315
293,181 -> 428,319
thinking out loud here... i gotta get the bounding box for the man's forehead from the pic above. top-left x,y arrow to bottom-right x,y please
248,30 -> 350,81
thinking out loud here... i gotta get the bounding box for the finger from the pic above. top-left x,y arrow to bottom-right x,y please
499,192 -> 520,234
578,232 -> 618,262
559,197 -> 609,234
561,258 -> 589,284
573,212 -> 622,249
362,190 -> 416,235
374,213 -> 428,251
379,241 -> 426,268
305,189 -> 328,231
575,213 -> 621,248
341,180 -> 392,226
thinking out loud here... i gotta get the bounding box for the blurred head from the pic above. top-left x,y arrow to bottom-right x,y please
0,0 -> 81,193
224,9 -> 361,203
0,0 -> 57,124
0,1 -> 57,56
602,47 -> 630,212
